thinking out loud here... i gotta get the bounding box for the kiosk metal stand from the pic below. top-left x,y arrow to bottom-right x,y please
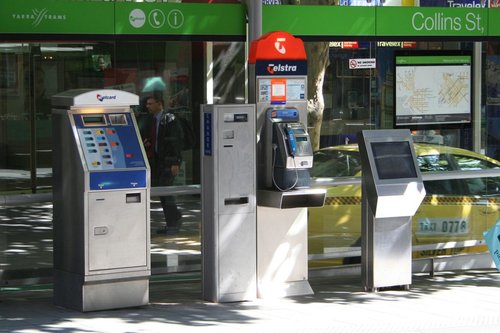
201,104 -> 257,303
52,89 -> 150,311
359,129 -> 426,292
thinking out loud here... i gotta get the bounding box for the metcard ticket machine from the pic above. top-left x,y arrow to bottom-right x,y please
358,129 -> 426,292
52,89 -> 150,312
249,31 -> 325,298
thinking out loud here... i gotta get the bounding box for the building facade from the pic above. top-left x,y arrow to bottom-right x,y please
1,0 -> 499,284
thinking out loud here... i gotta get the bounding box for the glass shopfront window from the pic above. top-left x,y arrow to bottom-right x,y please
1,1 -> 500,284
308,39 -> 500,268
0,39 -> 246,283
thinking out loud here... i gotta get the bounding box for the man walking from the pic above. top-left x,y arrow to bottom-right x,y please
143,94 -> 184,235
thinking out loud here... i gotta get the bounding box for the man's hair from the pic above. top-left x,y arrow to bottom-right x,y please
147,93 -> 164,106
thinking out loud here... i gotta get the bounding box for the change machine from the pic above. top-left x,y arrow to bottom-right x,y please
358,129 -> 426,292
52,89 -> 150,311
249,31 -> 325,298
201,104 -> 257,302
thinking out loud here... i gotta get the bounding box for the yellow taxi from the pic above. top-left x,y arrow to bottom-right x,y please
308,143 -> 500,265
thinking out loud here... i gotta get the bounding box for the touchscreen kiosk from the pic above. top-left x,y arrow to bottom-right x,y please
358,129 -> 426,292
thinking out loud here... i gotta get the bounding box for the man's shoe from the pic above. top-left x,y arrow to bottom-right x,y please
156,227 -> 167,235
165,227 -> 179,235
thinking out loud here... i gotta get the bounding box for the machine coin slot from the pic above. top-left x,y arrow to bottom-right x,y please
109,114 -> 128,125
94,226 -> 108,236
126,193 -> 141,203
224,197 -> 249,206
223,130 -> 234,139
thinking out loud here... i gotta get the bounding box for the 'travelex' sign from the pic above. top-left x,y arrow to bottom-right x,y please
249,31 -> 307,76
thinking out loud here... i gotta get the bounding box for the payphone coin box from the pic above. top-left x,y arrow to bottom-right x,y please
52,89 -> 150,312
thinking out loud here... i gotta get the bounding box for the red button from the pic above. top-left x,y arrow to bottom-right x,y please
125,153 -> 133,158
111,142 -> 119,147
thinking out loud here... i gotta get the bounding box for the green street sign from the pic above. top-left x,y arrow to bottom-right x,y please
0,0 -> 114,34
376,7 -> 488,37
262,5 -> 376,36
489,9 -> 500,36
395,55 -> 471,65
0,1 -> 498,39
115,3 -> 246,36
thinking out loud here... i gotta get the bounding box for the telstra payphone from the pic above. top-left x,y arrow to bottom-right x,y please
249,31 -> 325,298
201,104 -> 257,302
359,129 -> 426,292
266,108 -> 313,191
52,89 -> 150,311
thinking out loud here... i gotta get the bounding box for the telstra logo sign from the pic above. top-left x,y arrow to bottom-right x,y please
266,63 -> 298,75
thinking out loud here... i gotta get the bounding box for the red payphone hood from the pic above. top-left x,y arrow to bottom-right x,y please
248,31 -> 307,64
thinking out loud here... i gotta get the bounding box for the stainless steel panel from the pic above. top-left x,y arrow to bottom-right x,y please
372,217 -> 412,288
88,190 -> 148,272
202,104 -> 257,303
217,212 -> 257,302
257,206 -> 312,298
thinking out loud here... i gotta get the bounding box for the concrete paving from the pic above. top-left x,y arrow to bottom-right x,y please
1,269 -> 500,333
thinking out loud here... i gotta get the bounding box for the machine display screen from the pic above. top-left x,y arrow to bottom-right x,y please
268,108 -> 299,121
371,141 -> 417,180
82,115 -> 107,126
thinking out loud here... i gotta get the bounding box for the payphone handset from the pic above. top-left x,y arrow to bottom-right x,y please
284,124 -> 297,156
266,108 -> 313,191
273,122 -> 312,164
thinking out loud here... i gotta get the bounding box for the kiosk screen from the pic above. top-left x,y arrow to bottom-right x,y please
371,141 -> 417,180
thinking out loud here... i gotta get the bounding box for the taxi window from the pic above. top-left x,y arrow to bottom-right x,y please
453,155 -> 499,171
417,154 -> 458,195
452,154 -> 500,196
312,150 -> 361,178
417,154 -> 452,172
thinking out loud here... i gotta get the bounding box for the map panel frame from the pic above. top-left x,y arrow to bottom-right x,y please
394,51 -> 472,128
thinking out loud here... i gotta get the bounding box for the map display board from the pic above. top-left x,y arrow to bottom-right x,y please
394,53 -> 472,127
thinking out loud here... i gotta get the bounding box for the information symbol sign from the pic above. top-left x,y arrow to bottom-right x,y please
167,9 -> 184,29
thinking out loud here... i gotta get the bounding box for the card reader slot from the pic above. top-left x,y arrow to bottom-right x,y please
126,193 -> 141,203
224,197 -> 249,206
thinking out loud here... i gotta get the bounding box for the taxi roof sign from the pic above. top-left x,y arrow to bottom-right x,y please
248,31 -> 306,64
